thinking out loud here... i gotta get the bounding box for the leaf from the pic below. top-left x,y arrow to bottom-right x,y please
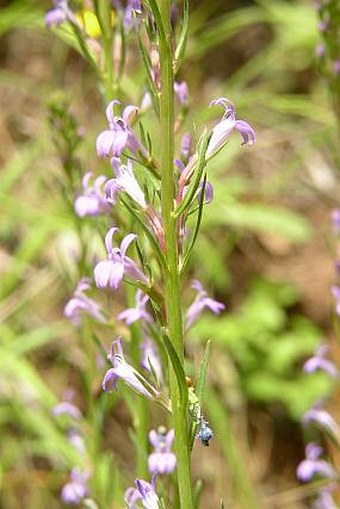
161,331 -> 187,406
196,339 -> 211,405
174,0 -> 189,73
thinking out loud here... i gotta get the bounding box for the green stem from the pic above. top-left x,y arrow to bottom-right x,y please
158,2 -> 193,508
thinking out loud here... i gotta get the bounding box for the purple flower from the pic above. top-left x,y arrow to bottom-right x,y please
148,427 -> 176,475
312,489 -> 338,509
303,344 -> 338,378
118,290 -> 153,325
331,209 -> 340,233
180,132 -> 193,161
331,286 -> 340,316
61,468 -> 88,505
94,228 -> 148,291
96,101 -> 146,159
102,338 -> 160,399
206,98 -> 256,156
333,60 -> 340,76
113,0 -> 142,30
105,158 -> 146,208
297,442 -> 337,482
302,405 -> 340,441
315,44 -> 326,58
45,0 -> 76,28
141,338 -> 163,383
64,278 -> 106,326
53,401 -> 82,421
125,474 -> 160,509
74,172 -> 110,217
186,280 -> 225,329
174,81 -> 189,106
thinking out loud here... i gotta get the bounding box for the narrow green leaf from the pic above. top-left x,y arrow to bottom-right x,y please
174,0 -> 189,73
196,339 -> 211,404
136,28 -> 160,117
181,173 -> 207,274
161,331 -> 188,406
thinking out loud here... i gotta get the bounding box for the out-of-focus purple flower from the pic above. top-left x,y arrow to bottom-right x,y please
67,429 -> 86,455
113,0 -> 142,30
94,228 -> 148,291
61,468 -> 89,505
125,474 -> 160,509
315,44 -> 326,58
53,401 -> 82,421
96,101 -> 146,159
297,442 -> 337,482
333,60 -> 340,75
118,290 -> 153,325
317,19 -> 329,32
141,338 -> 163,383
302,405 -> 340,441
148,427 -> 176,474
180,132 -> 193,161
102,337 -> 160,399
331,285 -> 340,316
331,209 -> 340,233
74,172 -> 110,217
174,81 -> 189,106
45,0 -> 76,28
206,98 -> 256,157
186,280 -> 225,329
105,158 -> 146,208
303,344 -> 338,378
312,488 -> 338,509
64,278 -> 106,326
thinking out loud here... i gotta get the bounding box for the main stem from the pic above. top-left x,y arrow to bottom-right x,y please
159,2 -> 193,508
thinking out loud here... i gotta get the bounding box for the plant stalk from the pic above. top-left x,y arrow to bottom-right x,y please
158,1 -> 193,508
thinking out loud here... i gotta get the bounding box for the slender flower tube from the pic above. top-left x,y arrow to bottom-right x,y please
96,101 -> 147,159
148,427 -> 176,474
141,338 -> 163,383
102,337 -> 160,399
297,442 -> 337,481
186,280 -> 225,329
105,158 -> 147,208
206,98 -> 256,157
125,474 -> 160,509
74,172 -> 110,217
94,227 -> 149,290
64,278 -> 106,326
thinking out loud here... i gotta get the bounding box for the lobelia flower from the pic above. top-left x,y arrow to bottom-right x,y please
206,98 -> 256,157
45,0 -> 77,28
61,468 -> 89,505
74,172 -> 110,217
94,227 -> 149,291
53,401 -> 82,421
297,442 -> 337,482
186,280 -> 225,329
105,158 -> 146,208
141,338 -> 163,383
312,488 -> 338,509
303,344 -> 338,378
302,404 -> 340,441
64,278 -> 106,326
102,337 -> 160,399
113,0 -> 142,30
331,286 -> 340,316
331,209 -> 340,234
125,474 -> 160,509
148,427 -> 176,475
174,81 -> 189,106
118,290 -> 153,325
96,100 -> 147,159
180,132 -> 193,161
